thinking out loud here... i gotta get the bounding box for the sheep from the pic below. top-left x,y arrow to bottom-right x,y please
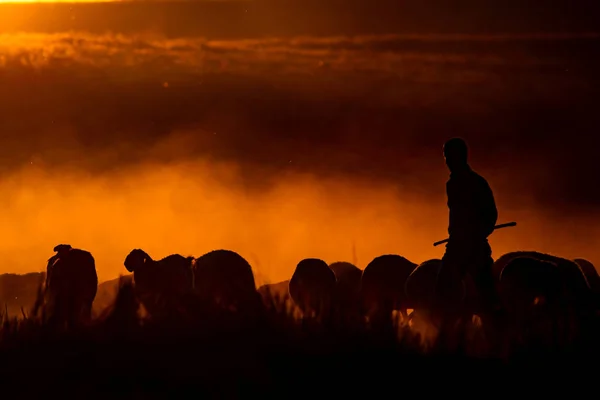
193,249 -> 259,315
496,251 -> 594,346
573,258 -> 600,294
405,258 -> 466,311
0,272 -> 45,319
498,256 -> 560,316
123,249 -> 194,318
573,258 -> 600,311
403,258 -> 478,334
289,258 -> 337,321
360,254 -> 417,324
44,244 -> 98,329
257,280 -> 291,311
329,261 -> 362,300
329,261 -> 362,320
494,251 -> 592,312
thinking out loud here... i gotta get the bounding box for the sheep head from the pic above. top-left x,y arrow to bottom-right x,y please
53,244 -> 72,256
124,249 -> 151,273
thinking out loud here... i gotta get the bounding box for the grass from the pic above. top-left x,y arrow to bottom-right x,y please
0,276 -> 596,396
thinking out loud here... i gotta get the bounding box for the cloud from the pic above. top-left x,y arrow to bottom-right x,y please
0,31 -> 598,281
3,32 -> 597,74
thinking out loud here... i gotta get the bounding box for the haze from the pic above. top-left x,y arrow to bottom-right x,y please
0,2 -> 599,284
6,149 -> 600,285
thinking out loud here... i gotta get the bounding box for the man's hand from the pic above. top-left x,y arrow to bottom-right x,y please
433,222 -> 517,247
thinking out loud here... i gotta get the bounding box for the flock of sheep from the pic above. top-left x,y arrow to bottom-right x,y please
41,243 -> 600,346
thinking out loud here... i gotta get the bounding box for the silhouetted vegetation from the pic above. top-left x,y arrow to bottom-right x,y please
0,246 -> 597,397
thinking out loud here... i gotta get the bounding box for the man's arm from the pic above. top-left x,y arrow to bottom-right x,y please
479,179 -> 498,238
446,179 -> 455,236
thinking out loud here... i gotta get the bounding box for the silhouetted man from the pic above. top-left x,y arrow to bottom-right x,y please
435,138 -> 499,320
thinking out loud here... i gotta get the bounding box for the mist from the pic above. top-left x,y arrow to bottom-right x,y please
3,132 -> 600,285
0,30 -> 599,283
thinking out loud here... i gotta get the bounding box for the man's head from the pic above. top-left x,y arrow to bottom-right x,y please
443,138 -> 468,172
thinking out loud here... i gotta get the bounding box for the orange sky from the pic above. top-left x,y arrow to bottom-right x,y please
0,0 -> 119,2
2,136 -> 598,286
0,30 -> 597,286
0,0 -> 113,3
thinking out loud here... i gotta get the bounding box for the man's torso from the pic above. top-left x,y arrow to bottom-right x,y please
446,167 -> 497,243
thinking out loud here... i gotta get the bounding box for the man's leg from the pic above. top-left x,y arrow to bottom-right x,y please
435,242 -> 467,317
472,267 -> 498,312
469,245 -> 506,353
469,243 -> 500,314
